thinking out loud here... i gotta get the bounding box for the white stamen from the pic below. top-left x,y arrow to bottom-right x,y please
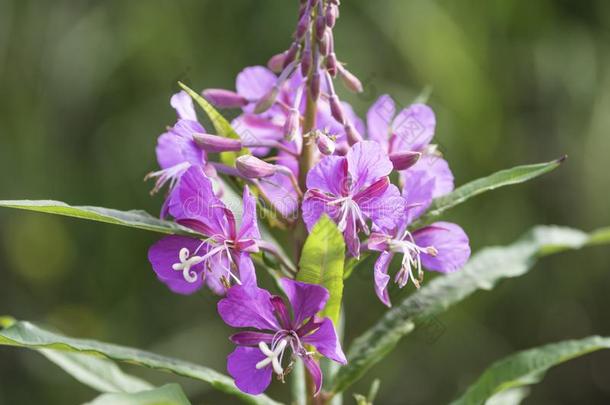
172,247 -> 204,283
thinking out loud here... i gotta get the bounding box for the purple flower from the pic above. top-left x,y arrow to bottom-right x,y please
146,91 -> 207,196
218,278 -> 347,395
366,95 -> 453,198
148,166 -> 260,295
302,141 -> 405,257
368,170 -> 470,306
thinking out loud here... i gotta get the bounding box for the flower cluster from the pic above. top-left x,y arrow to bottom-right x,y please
145,0 -> 470,396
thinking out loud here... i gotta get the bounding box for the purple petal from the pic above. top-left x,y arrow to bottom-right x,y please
237,253 -> 257,287
401,170 -> 436,224
412,155 -> 454,198
170,91 -> 197,121
280,278 -> 329,327
218,284 -> 280,331
259,172 -> 299,218
204,249 -> 231,295
373,251 -> 393,307
302,355 -> 323,396
232,114 -> 284,156
306,155 -> 349,196
366,95 -> 395,148
230,331 -> 274,346
413,222 -> 471,273
301,191 -> 341,232
347,141 -> 393,192
390,103 -> 435,152
227,346 -> 273,395
357,181 -> 405,233
343,210 -> 361,258
236,66 -> 277,103
156,121 -> 205,170
147,235 -> 206,295
238,186 -> 261,240
301,318 -> 347,364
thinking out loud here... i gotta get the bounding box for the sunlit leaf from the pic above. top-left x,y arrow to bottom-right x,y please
85,383 -> 191,405
451,336 -> 610,405
331,225 -> 610,394
0,320 -> 281,405
297,216 -> 345,325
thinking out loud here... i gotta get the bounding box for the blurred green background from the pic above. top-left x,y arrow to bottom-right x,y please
1,0 -> 609,403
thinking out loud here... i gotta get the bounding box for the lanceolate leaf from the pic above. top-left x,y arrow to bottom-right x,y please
450,336 -> 610,405
412,158 -> 565,228
297,215 -> 345,325
85,383 -> 191,405
0,320 -> 282,405
0,200 -> 199,237
178,82 -> 248,166
40,349 -> 153,394
331,225 -> 610,394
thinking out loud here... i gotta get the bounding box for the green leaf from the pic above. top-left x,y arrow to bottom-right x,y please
178,82 -> 247,166
484,387 -> 530,405
331,225 -> 609,394
85,383 -> 191,405
412,158 -> 565,228
297,215 -> 345,325
0,320 -> 281,405
450,336 -> 610,405
0,200 -> 199,237
40,349 -> 153,393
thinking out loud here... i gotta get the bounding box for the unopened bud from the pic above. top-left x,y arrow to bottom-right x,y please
389,151 -> 422,171
284,108 -> 300,141
329,95 -> 345,124
344,122 -> 363,145
318,29 -> 330,55
283,42 -> 301,69
338,65 -> 363,93
202,89 -> 248,108
315,15 -> 326,39
301,46 -> 312,77
325,4 -> 338,27
254,86 -> 279,114
236,155 -> 277,179
193,133 -> 243,153
296,13 -> 310,39
267,52 -> 287,73
326,52 -> 338,77
315,132 -> 336,155
310,71 -> 321,101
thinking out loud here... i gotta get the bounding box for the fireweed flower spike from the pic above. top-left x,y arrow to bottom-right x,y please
148,166 -> 260,295
145,91 -> 207,197
366,95 -> 454,197
302,141 -> 405,257
218,278 -> 347,395
367,171 -> 471,306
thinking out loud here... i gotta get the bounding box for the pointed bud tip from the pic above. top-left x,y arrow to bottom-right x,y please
236,155 -> 277,179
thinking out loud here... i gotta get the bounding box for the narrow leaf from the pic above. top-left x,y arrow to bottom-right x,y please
332,225 -> 609,394
451,336 -> 610,405
178,82 -> 248,166
40,349 -> 153,393
0,320 -> 281,405
412,158 -> 565,227
85,383 -> 191,405
0,200 -> 198,237
297,216 -> 345,325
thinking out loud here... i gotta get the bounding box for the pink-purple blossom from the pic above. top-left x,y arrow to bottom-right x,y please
218,278 -> 346,395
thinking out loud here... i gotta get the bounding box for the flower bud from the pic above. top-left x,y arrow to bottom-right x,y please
301,45 -> 312,77
283,42 -> 301,69
326,52 -> 338,77
310,71 -> 321,101
318,29 -> 330,55
254,86 -> 279,114
267,52 -> 286,73
389,151 -> 422,171
338,65 -> 363,93
236,155 -> 277,179
296,12 -> 310,39
325,4 -> 338,27
344,122 -> 363,145
202,89 -> 248,108
284,108 -> 300,141
315,15 -> 326,39
193,133 -> 243,153
315,131 -> 335,155
329,95 -> 344,124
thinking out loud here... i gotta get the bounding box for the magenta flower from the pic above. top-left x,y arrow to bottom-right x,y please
148,166 -> 259,295
146,91 -> 207,196
368,170 -> 470,306
302,141 -> 405,257
366,95 -> 453,198
218,278 -> 346,395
